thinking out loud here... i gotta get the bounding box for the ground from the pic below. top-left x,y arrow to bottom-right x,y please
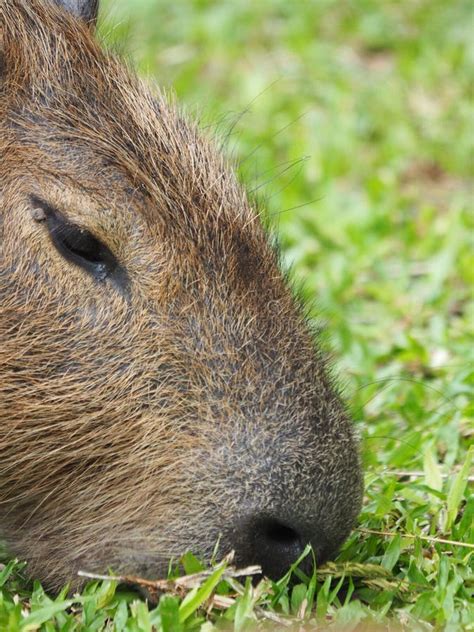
1,0 -> 472,630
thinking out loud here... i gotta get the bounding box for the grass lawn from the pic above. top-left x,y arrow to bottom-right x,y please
1,0 -> 472,629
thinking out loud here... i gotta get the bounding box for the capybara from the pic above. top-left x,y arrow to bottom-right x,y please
0,0 -> 363,590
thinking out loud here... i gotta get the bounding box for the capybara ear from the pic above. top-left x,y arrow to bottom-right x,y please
51,0 -> 99,25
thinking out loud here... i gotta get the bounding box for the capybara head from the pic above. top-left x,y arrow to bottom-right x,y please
0,0 -> 363,590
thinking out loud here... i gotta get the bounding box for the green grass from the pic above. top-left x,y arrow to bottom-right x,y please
1,0 -> 473,629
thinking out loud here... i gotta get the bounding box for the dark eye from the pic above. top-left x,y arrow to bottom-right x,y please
29,195 -> 128,290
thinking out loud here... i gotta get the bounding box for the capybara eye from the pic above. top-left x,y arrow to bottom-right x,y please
29,195 -> 126,287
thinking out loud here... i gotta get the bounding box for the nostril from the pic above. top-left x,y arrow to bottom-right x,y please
233,511 -> 337,582
263,520 -> 300,546
246,518 -> 310,580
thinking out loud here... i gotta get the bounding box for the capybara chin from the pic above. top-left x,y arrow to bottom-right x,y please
0,0 -> 363,590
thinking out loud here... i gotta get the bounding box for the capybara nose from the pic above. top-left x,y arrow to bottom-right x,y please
238,517 -> 316,580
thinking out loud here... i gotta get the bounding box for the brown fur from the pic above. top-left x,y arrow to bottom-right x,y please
0,0 -> 362,589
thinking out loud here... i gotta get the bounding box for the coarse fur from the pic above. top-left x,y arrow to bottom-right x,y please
0,0 -> 363,590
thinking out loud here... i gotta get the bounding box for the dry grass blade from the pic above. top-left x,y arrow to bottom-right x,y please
78,551 -> 261,597
255,606 -> 294,626
317,562 -> 393,579
357,528 -> 474,549
208,594 -> 236,610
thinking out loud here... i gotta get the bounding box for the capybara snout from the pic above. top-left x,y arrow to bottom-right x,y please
0,0 -> 363,588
